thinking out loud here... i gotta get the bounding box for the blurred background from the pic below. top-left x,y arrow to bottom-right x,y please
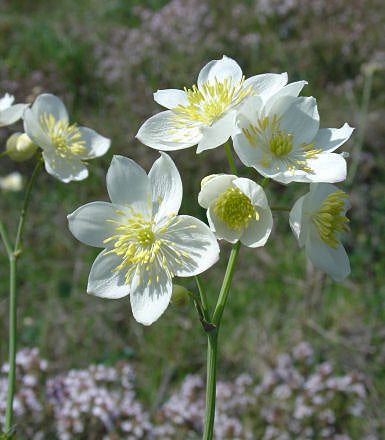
0,0 -> 384,438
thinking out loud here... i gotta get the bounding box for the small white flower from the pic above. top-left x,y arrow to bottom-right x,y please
289,183 -> 350,281
0,172 -> 23,192
136,55 -> 288,153
23,94 -> 111,183
0,93 -> 29,127
198,174 -> 272,247
68,153 -> 219,325
233,89 -> 353,184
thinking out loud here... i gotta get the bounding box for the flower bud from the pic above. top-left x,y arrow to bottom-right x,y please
0,172 -> 23,192
6,132 -> 38,161
170,284 -> 191,308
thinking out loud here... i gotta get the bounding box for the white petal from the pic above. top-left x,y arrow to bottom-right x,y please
313,123 -> 354,153
153,89 -> 188,109
198,55 -> 243,89
207,206 -> 243,244
106,155 -> 150,213
78,127 -> 111,158
270,96 -> 319,145
42,150 -> 88,183
305,226 -> 350,281
130,269 -> 172,325
136,110 -> 202,151
236,95 -> 264,121
0,104 -> 29,127
240,208 -> 273,248
149,152 -> 182,221
87,251 -> 129,299
67,201 -> 121,247
23,107 -> 52,150
198,174 -> 236,209
232,124 -> 261,168
162,215 -> 220,276
197,111 -> 236,153
306,153 -> 347,183
243,73 -> 288,102
307,183 -> 346,212
31,93 -> 69,123
265,81 -> 308,113
233,178 -> 269,209
289,195 -> 306,245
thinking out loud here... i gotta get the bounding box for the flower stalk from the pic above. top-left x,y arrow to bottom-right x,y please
3,157 -> 42,433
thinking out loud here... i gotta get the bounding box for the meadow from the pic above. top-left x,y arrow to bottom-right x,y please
0,0 -> 384,438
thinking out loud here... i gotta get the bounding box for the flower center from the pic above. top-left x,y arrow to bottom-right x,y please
214,187 -> 258,231
311,190 -> 350,249
103,209 -> 189,286
40,113 -> 88,161
169,76 -> 253,129
242,115 -> 322,173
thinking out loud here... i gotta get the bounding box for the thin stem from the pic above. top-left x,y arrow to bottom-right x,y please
195,275 -> 210,321
0,221 -> 12,255
212,241 -> 241,326
4,157 -> 42,433
202,241 -> 241,440
0,150 -> 9,159
271,206 -> 291,211
260,177 -> 270,188
224,141 -> 237,175
202,331 -> 218,440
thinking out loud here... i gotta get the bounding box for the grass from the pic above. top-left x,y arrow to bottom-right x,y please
0,0 -> 385,437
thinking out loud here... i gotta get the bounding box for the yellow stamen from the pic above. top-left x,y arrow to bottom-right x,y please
312,190 -> 350,249
214,187 -> 258,231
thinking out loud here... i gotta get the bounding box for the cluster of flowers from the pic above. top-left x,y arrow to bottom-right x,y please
0,343 -> 370,439
1,55 -> 353,326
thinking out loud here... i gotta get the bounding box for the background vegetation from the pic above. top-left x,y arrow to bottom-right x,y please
0,0 -> 384,437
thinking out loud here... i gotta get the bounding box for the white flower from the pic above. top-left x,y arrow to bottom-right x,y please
23,94 -> 110,183
198,174 -> 272,247
289,183 -> 350,281
0,93 -> 29,127
136,55 -> 288,153
68,153 -> 219,325
0,172 -> 23,192
233,89 -> 353,184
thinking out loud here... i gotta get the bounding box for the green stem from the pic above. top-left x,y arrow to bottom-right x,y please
0,150 -> 9,159
224,141 -> 237,175
0,221 -> 12,255
260,177 -> 270,188
4,158 -> 42,433
202,241 -> 241,439
195,275 -> 210,321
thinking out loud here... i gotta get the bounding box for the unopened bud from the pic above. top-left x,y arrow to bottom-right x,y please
0,172 -> 23,192
6,132 -> 38,161
170,284 -> 191,308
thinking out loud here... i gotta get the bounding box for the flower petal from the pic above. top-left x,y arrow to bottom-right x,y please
154,89 -> 188,109
130,269 -> 172,325
207,206 -> 243,243
106,155 -> 150,212
23,107 -> 52,150
42,150 -> 88,183
198,174 -> 236,209
149,152 -> 182,222
233,178 -> 269,210
265,81 -> 308,114
313,123 -> 354,153
197,111 -> 236,153
198,55 -> 243,89
78,127 -> 111,158
305,226 -> 350,281
240,208 -> 273,248
31,93 -> 69,123
162,215 -> 220,276
136,110 -> 202,151
87,251 -> 129,299
289,195 -> 306,246
270,96 -> 319,145
243,72 -> 288,102
306,153 -> 347,183
0,104 -> 29,127
68,201 -> 122,247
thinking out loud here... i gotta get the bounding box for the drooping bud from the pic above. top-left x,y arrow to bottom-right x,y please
170,284 -> 191,308
6,132 -> 38,161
